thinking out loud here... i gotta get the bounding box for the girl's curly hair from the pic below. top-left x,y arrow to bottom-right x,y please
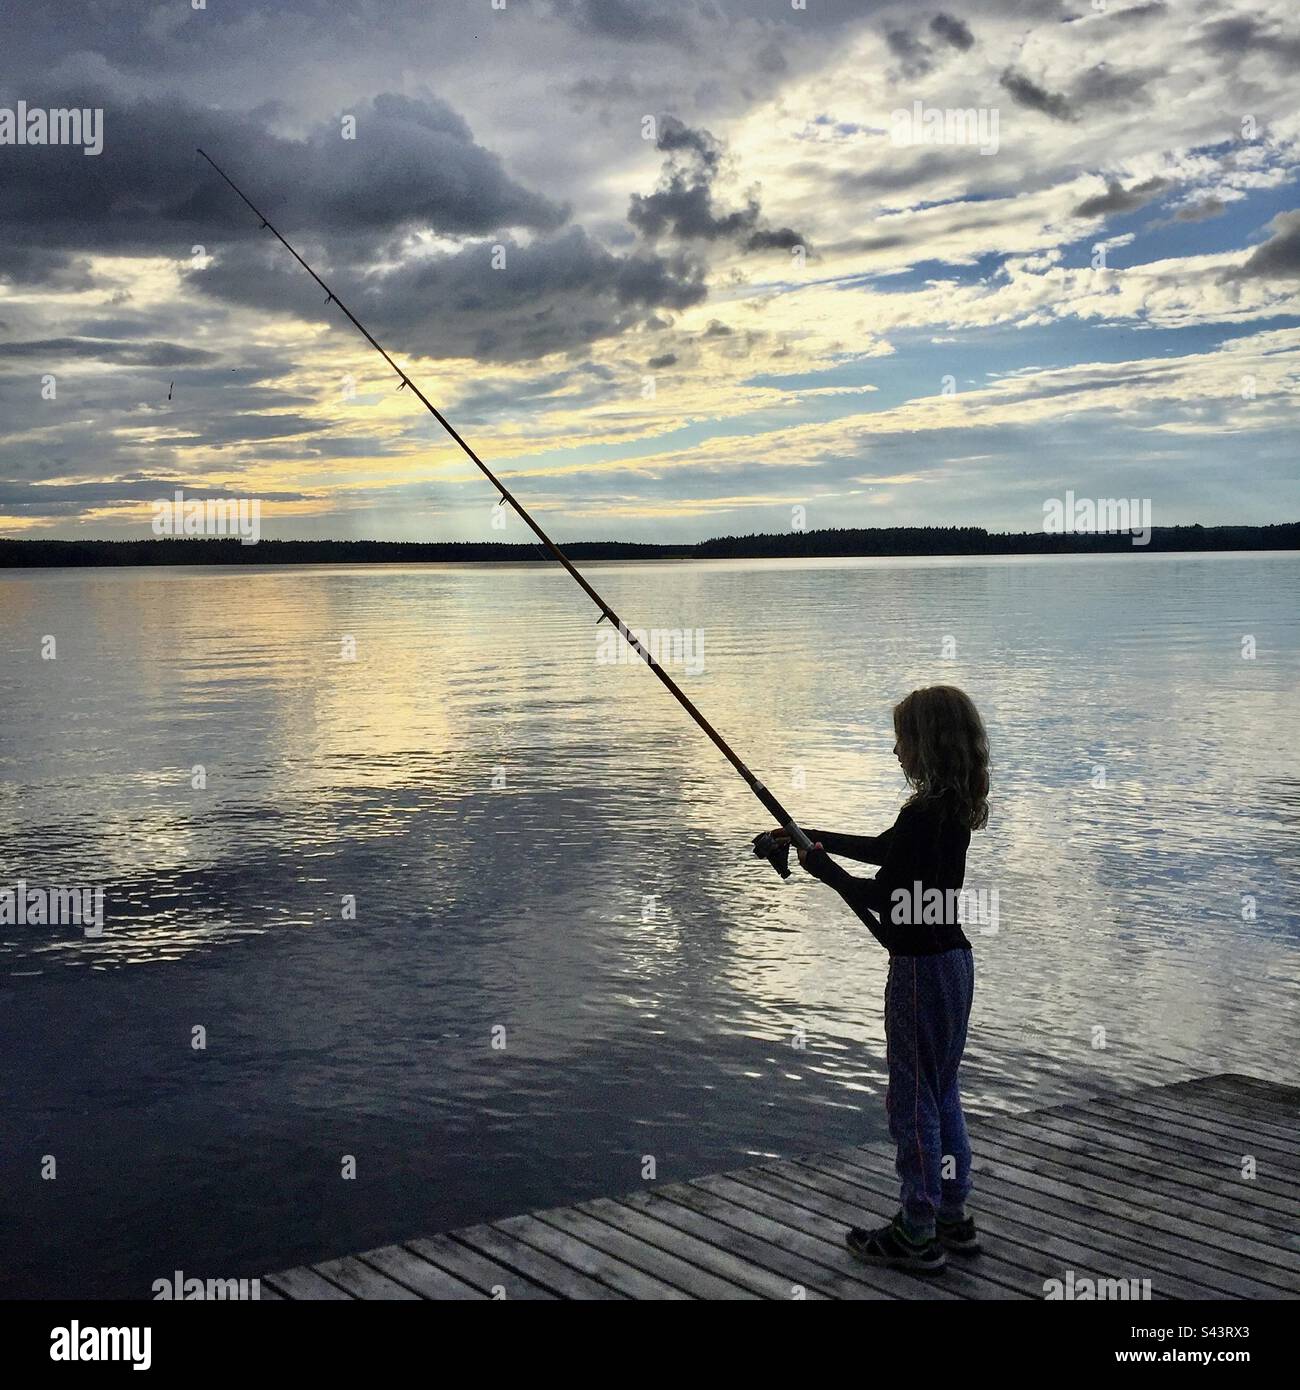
893,685 -> 990,831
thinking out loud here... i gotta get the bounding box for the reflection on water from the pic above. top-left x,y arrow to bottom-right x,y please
1,554 -> 1297,1295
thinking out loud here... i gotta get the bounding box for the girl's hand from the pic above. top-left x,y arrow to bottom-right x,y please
797,841 -> 823,869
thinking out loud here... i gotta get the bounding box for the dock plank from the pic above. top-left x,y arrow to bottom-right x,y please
975,1114 -> 1300,1243
312,1255 -> 421,1300
616,1189 -> 837,1299
354,1243 -> 488,1300
730,1164 -> 1014,1298
578,1195 -> 825,1300
533,1203 -> 757,1299
968,1148 -> 1300,1288
404,1232 -> 556,1300
489,1213 -> 690,1299
263,1072 -> 1300,1300
693,1172 -> 963,1300
1000,1110 -> 1298,1216
1125,1091 -> 1299,1146
650,1181 -> 898,1299
262,1266 -> 354,1300
1084,1096 -> 1300,1174
450,1223 -> 621,1299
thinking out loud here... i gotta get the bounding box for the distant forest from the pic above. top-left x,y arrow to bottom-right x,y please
2,523 -> 1298,568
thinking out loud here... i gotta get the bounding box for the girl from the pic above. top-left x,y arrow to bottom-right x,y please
767,684 -> 989,1276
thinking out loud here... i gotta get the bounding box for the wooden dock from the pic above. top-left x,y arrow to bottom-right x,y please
262,1073 -> 1299,1300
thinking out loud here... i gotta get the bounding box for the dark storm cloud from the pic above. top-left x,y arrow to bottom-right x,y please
0,245 -> 96,289
629,176 -> 754,240
1072,176 -> 1169,218
1,81 -> 720,371
999,69 -> 1075,122
1236,210 -> 1300,281
646,352 -> 677,368
885,29 -> 935,80
0,88 -> 566,274
655,117 -> 722,168
628,117 -> 808,253
191,224 -> 707,364
930,14 -> 975,52
745,225 -> 805,251
1201,16 -> 1300,65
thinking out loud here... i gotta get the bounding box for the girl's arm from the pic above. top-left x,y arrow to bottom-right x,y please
804,827 -> 895,865
800,813 -> 927,951
800,846 -> 892,948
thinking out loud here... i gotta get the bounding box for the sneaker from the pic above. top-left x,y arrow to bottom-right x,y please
936,1213 -> 980,1255
845,1215 -> 947,1275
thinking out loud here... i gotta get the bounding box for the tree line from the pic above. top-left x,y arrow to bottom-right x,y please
2,522 -> 1297,568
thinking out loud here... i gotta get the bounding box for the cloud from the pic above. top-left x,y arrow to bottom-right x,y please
1237,210 -> 1300,281
0,477 -> 314,517
929,14 -> 974,51
558,0 -> 691,45
1072,176 -> 1170,218
1201,15 -> 1300,65
1113,2 -> 1167,21
885,28 -> 934,80
830,149 -> 985,201
1175,197 -> 1227,223
653,115 -> 722,169
0,338 -> 219,367
0,89 -> 567,276
193,224 -> 708,364
1071,63 -> 1159,109
628,116 -> 809,253
999,68 -> 1075,122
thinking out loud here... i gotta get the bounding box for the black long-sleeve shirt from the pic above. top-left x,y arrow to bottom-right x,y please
803,791 -> 973,956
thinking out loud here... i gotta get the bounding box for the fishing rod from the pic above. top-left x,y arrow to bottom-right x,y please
196,148 -> 813,877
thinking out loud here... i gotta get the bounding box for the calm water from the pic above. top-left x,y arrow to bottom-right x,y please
2,553 -> 1298,1296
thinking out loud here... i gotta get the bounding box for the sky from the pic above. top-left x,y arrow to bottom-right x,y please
1,0 -> 1298,544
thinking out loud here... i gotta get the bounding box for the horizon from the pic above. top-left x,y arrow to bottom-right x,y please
5,516 -> 1300,563
2,2 -> 1299,544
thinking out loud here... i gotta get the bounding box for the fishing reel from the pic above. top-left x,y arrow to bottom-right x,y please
752,830 -> 792,879
753,823 -> 817,879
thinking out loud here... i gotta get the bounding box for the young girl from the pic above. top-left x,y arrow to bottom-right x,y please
769,684 -> 989,1275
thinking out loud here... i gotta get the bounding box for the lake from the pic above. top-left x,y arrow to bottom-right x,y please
1,553 -> 1297,1296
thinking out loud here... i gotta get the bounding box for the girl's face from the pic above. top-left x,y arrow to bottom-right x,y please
893,734 -> 916,779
